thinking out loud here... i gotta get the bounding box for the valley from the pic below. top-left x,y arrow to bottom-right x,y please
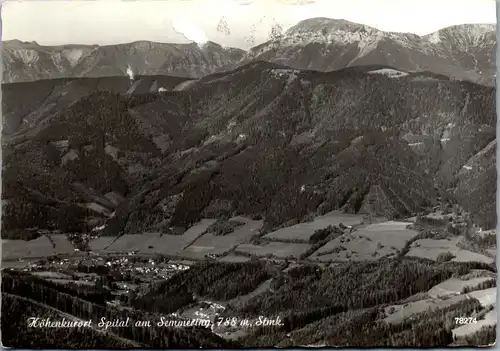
2,206 -> 496,347
1,14 -> 497,349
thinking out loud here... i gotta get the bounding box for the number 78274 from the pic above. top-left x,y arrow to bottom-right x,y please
454,317 -> 477,324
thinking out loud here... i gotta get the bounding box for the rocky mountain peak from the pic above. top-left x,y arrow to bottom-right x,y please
243,18 -> 496,86
286,17 -> 378,35
425,23 -> 496,48
438,23 -> 496,36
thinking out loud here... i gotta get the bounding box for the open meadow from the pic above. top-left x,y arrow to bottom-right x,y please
310,221 -> 418,261
49,234 -> 76,255
89,219 -> 216,255
406,237 -> 494,264
263,211 -> 365,242
234,241 -> 311,259
2,236 -> 55,260
179,217 -> 262,259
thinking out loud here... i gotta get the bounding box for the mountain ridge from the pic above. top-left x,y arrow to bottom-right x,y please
3,18 -> 496,85
2,39 -> 245,83
244,18 -> 496,86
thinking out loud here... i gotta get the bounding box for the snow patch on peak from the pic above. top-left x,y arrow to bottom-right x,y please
278,17 -> 386,48
285,26 -> 380,47
62,48 -> 83,67
286,18 -> 377,36
429,23 -> 496,49
441,23 -> 496,35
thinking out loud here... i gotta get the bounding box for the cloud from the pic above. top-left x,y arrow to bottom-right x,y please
275,0 -> 317,5
231,0 -> 255,4
171,17 -> 208,46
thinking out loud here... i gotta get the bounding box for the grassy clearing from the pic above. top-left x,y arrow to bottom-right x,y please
49,234 -> 75,254
467,288 -> 496,307
406,237 -> 493,264
383,295 -> 467,324
180,245 -> 217,259
427,278 -> 494,299
179,217 -> 262,259
218,255 -> 251,263
310,221 -> 418,261
263,211 -> 364,242
2,236 -> 54,259
89,219 -> 216,254
452,249 -> 494,263
384,281 -> 497,337
234,242 -> 311,259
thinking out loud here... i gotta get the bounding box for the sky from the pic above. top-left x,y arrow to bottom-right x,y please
2,0 -> 496,49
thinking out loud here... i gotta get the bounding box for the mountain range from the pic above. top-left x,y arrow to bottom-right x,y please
2,62 -> 496,239
2,18 -> 497,85
2,40 -> 244,84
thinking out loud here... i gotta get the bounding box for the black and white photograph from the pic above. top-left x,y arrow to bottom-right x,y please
1,0 -> 497,347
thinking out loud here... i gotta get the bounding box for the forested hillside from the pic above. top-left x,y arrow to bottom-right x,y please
2,63 -> 496,239
2,270 -> 238,348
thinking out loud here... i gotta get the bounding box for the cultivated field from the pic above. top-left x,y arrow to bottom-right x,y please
425,211 -> 450,220
467,288 -> 496,307
218,255 -> 251,263
428,277 -> 494,299
263,211 -> 364,242
179,245 -> 216,259
406,237 -> 494,264
89,219 -> 216,255
89,236 -> 115,251
49,234 -> 75,254
234,242 -> 311,259
310,221 -> 418,262
383,295 -> 466,324
384,279 -> 497,337
2,236 -> 55,260
179,217 -> 263,259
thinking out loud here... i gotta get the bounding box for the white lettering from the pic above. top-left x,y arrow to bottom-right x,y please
27,317 -> 40,327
